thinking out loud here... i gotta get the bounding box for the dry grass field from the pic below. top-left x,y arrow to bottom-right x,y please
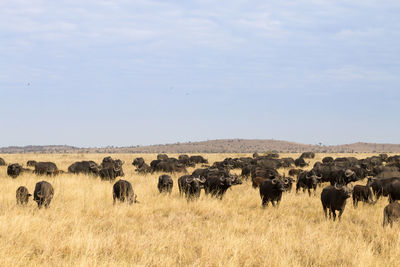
0,153 -> 400,266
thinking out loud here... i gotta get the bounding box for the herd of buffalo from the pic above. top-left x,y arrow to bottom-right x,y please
2,152 -> 400,227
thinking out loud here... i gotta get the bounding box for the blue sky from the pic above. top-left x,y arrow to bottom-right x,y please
0,0 -> 399,147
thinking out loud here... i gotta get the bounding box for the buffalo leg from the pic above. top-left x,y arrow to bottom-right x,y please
353,197 -> 358,208
332,210 -> 337,221
338,209 -> 344,221
262,197 -> 269,207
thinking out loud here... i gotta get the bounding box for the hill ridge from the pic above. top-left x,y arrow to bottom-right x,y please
1,139 -> 400,153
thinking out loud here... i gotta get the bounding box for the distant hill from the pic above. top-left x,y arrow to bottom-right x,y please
1,139 -> 400,153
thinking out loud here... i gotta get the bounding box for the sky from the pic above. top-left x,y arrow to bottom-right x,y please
0,0 -> 399,147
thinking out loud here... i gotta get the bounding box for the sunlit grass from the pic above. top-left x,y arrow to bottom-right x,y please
0,153 -> 399,266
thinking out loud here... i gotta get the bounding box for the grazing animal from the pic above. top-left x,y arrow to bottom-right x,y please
322,157 -> 334,163
383,202 -> 400,227
178,175 -> 205,200
296,171 -> 322,196
352,185 -> 373,207
158,174 -> 173,194
0,157 -> 6,166
321,185 -> 352,221
132,157 -> 145,167
157,154 -> 169,161
189,155 -> 208,164
16,186 -> 31,205
294,157 -> 308,167
33,181 -> 54,208
259,178 -> 288,207
34,162 -> 58,176
367,177 -> 400,200
203,176 -> 241,199
300,152 -> 315,159
113,179 -> 138,205
68,161 -> 100,175
7,163 -> 23,178
26,160 -> 37,167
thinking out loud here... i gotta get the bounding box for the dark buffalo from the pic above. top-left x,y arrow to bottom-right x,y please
100,157 -> 124,180
34,162 -> 58,176
33,181 -> 54,208
26,160 -> 37,167
178,155 -> 195,167
296,171 -> 322,196
158,174 -> 173,194
132,157 -> 151,174
7,163 -> 23,178
300,152 -> 315,159
367,177 -> 400,200
204,175 -> 242,199
241,165 -> 251,179
189,155 -> 208,164
113,179 -> 138,205
132,157 -> 145,167
352,185 -> 373,207
294,157 -> 308,167
68,161 -> 100,175
280,158 -> 295,168
322,157 -> 334,163
0,157 -> 6,166
328,169 -> 359,186
157,154 -> 169,161
178,175 -> 205,200
151,160 -> 187,173
383,202 -> 400,227
321,185 -> 352,221
100,167 -> 121,181
259,178 -> 289,207
16,186 -> 31,205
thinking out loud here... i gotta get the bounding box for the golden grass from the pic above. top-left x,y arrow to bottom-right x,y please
0,153 -> 399,266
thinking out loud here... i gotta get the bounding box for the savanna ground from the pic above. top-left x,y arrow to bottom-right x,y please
0,153 -> 400,267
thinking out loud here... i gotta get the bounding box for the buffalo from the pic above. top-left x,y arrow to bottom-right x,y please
383,202 -> 400,227
296,171 -> 322,196
259,178 -> 289,207
0,157 -> 6,166
322,157 -> 334,163
294,157 -> 308,167
321,184 -> 352,221
151,159 -> 187,174
113,179 -> 138,205
100,157 -> 124,180
178,175 -> 205,200
158,174 -> 173,194
300,152 -> 315,159
203,175 -> 242,199
132,157 -> 145,167
68,161 -> 100,176
26,160 -> 37,167
157,154 -> 169,161
132,157 -> 151,174
33,181 -> 54,208
7,163 -> 23,178
34,162 -> 58,176
352,185 -> 373,207
367,177 -> 400,201
189,155 -> 208,164
16,186 -> 31,205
